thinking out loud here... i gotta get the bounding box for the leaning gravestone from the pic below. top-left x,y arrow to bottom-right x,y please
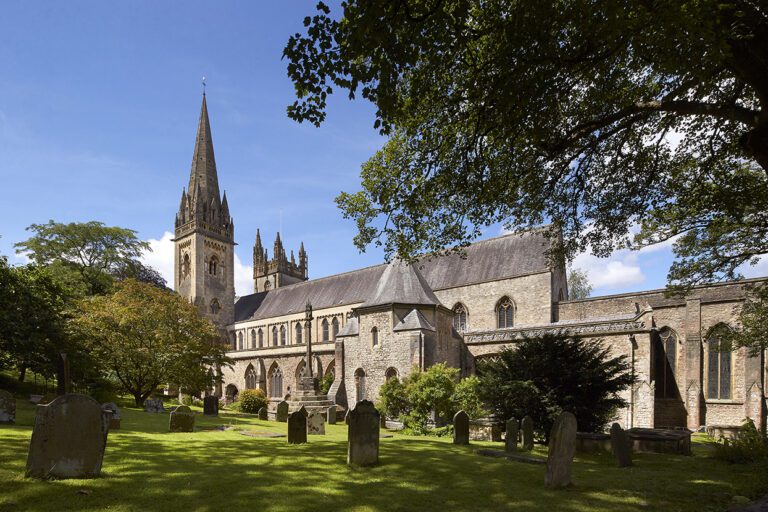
26,394 -> 110,479
544,412 -> 577,488
308,410 -> 326,435
347,400 -> 380,467
0,389 -> 16,424
288,406 -> 308,444
258,406 -> 268,420
521,415 -> 534,451
276,400 -> 289,422
505,417 -> 519,452
326,405 -> 337,424
169,405 -> 195,433
610,422 -> 632,467
203,396 -> 219,417
101,402 -> 121,430
453,410 -> 470,445
144,398 -> 165,413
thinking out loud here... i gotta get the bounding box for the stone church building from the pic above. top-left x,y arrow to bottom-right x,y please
174,95 -> 767,431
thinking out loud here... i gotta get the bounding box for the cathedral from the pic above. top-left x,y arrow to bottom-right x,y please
174,95 -> 767,432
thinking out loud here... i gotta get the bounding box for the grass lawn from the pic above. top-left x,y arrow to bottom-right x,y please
1,399 -> 767,512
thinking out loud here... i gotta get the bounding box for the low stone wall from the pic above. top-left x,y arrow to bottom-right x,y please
706,425 -> 741,440
628,428 -> 691,455
575,432 -> 611,453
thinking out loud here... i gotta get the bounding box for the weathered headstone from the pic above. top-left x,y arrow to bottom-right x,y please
505,417 -> 518,452
326,405 -> 337,424
610,422 -> 632,467
347,400 -> 380,467
26,394 -> 110,479
101,402 -> 121,430
453,410 -> 470,445
521,415 -> 534,451
203,396 -> 219,417
544,412 -> 577,488
276,400 -> 289,422
288,406 -> 308,444
307,410 -> 326,435
169,405 -> 195,433
144,398 -> 165,413
258,406 -> 268,420
0,389 -> 16,424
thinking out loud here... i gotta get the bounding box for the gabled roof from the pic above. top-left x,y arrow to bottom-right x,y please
360,259 -> 440,309
234,230 -> 552,323
393,309 -> 435,332
336,317 -> 359,337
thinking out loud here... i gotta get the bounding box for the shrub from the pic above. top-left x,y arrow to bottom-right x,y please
402,363 -> 458,432
319,372 -> 335,395
239,388 -> 268,414
377,377 -> 408,419
478,334 -> 634,443
452,375 -> 486,419
180,395 -> 202,407
714,419 -> 768,463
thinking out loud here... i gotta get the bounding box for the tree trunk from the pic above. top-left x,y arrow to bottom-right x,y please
133,392 -> 145,407
17,365 -> 27,382
741,123 -> 768,174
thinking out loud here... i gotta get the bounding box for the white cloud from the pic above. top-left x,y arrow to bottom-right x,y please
140,231 -> 253,297
572,250 -> 645,290
740,255 -> 768,279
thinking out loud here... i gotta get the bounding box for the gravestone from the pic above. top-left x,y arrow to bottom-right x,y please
203,396 -> 219,416
326,405 -> 337,424
288,406 -> 308,444
453,410 -> 470,445
144,398 -> 165,413
521,415 -> 534,451
544,412 -> 577,488
276,400 -> 289,422
26,393 -> 110,479
101,402 -> 121,430
610,422 -> 632,467
307,410 -> 326,435
347,400 -> 380,467
258,406 -> 268,420
0,389 -> 16,424
169,405 -> 195,433
505,417 -> 518,452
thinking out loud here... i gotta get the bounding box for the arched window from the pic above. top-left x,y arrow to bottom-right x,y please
210,298 -> 220,315
231,332 -> 237,350
354,368 -> 366,402
707,326 -> 732,400
237,332 -> 243,351
295,322 -> 303,344
269,365 -> 283,398
258,328 -> 264,348
245,364 -> 257,389
453,303 -> 468,332
250,330 -> 256,349
371,327 -> 379,347
208,256 -> 219,276
272,326 -> 278,346
264,280 -> 272,291
322,319 -> 330,341
496,297 -> 514,329
225,384 -> 238,402
385,367 -> 399,382
280,325 -> 286,346
653,327 -> 679,398
181,253 -> 190,277
332,317 -> 340,339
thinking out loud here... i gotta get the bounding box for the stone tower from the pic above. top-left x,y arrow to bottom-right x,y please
174,94 -> 235,330
252,230 -> 308,292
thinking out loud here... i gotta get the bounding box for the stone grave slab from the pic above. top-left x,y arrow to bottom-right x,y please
203,396 -> 219,416
505,417 -> 518,452
144,398 -> 165,413
258,406 -> 268,420
101,402 -> 121,430
288,406 -> 308,444
347,400 -> 380,467
544,412 -> 577,488
169,405 -> 195,433
610,422 -> 632,467
307,410 -> 326,435
326,405 -> 337,424
453,410 -> 469,445
521,415 -> 534,451
276,400 -> 289,422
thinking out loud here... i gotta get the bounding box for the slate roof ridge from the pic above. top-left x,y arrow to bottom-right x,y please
393,309 -> 436,332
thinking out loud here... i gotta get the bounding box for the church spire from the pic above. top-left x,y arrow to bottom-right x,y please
188,94 -> 221,205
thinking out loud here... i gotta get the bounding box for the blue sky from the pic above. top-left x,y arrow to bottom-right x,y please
1,2 -> 764,297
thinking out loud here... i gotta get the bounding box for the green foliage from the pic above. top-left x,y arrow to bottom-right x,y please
319,372 -> 335,395
285,1 -> 768,288
451,375 -> 486,420
478,334 -> 634,442
713,419 -> 768,464
377,376 -> 408,419
402,363 -> 458,433
568,268 -> 592,300
70,279 -> 230,406
719,284 -> 768,357
239,388 -> 268,414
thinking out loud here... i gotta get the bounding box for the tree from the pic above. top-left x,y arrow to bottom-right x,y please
16,220 -> 150,296
71,279 -> 229,406
477,334 -> 634,441
451,375 -> 486,419
285,1 -> 768,287
720,284 -> 768,357
568,268 -> 592,300
377,376 -> 408,419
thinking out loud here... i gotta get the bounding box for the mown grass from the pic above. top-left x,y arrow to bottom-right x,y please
1,399 -> 767,512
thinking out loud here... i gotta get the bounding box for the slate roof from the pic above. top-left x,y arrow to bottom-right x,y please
361,259 -> 440,308
393,309 -> 436,332
234,230 -> 552,323
336,317 -> 359,337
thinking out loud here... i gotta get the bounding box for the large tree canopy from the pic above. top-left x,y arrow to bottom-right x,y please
284,0 -> 768,287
